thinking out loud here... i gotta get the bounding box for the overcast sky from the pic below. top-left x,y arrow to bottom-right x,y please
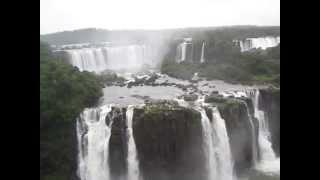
40,0 -> 280,34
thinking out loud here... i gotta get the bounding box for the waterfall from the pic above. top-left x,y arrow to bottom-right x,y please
199,108 -> 216,180
77,104 -> 113,180
65,44 -> 157,73
235,36 -> 280,52
176,38 -> 193,63
196,97 -> 235,180
200,41 -> 206,63
251,90 -> 280,174
211,107 -> 234,180
126,105 -> 141,180
181,43 -> 187,62
243,102 -> 259,166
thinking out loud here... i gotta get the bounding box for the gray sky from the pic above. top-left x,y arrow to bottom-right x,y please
40,0 -> 280,34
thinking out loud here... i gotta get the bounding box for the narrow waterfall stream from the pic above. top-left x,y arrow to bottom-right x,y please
243,102 -> 259,166
77,104 -> 113,180
200,41 -> 206,63
126,105 -> 141,180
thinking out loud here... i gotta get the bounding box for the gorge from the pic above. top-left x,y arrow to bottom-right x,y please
41,26 -> 280,180
66,43 -> 280,180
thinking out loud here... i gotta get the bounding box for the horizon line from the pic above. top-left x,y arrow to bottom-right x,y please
40,24 -> 280,36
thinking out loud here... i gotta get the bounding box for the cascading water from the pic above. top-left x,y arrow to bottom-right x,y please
196,97 -> 235,180
65,44 -> 159,73
211,107 -> 234,180
200,42 -> 206,63
180,43 -> 187,62
198,108 -> 216,180
251,90 -> 280,174
68,48 -> 108,72
176,38 -> 193,63
126,105 -> 141,180
235,36 -> 280,52
77,104 -> 113,180
243,102 -> 259,166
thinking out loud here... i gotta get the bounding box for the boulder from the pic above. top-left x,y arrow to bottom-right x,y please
183,94 -> 198,101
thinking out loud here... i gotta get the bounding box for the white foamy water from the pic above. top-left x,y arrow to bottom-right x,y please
200,41 -> 206,63
198,107 -> 216,180
65,44 -> 164,73
211,107 -> 235,180
176,42 -> 187,63
77,104 -> 113,180
234,36 -> 280,52
196,97 -> 235,180
126,105 -> 142,180
251,90 -> 280,175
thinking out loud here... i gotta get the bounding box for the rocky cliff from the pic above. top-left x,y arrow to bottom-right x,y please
259,88 -> 280,156
132,100 -> 206,180
205,95 -> 258,174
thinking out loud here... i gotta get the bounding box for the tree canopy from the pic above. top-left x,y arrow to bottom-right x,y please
40,41 -> 103,180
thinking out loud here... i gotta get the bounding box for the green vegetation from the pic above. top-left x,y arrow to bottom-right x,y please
41,26 -> 279,45
141,101 -> 201,128
162,44 -> 280,87
40,41 -> 103,180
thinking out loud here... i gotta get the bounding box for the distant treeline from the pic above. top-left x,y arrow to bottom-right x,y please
40,26 -> 279,45
162,44 -> 280,86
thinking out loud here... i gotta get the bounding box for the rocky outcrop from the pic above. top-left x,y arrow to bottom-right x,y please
182,94 -> 198,101
259,87 -> 280,156
205,94 -> 257,174
107,107 -> 128,180
132,100 -> 207,180
99,71 -> 126,86
218,99 -> 257,174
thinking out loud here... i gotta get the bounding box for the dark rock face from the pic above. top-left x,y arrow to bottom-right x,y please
247,169 -> 280,180
205,94 -> 226,104
183,94 -> 198,101
107,107 -> 128,180
259,88 -> 280,156
217,99 -> 256,175
132,101 -> 207,180
192,41 -> 203,63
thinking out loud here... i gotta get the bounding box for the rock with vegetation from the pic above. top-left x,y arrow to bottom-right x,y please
132,100 -> 207,180
182,94 -> 198,102
205,95 -> 257,174
161,42 -> 280,87
98,71 -> 126,86
107,107 -> 128,179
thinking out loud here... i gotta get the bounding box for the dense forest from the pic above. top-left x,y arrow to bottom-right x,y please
162,44 -> 280,86
40,26 -> 279,45
40,41 -> 103,180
